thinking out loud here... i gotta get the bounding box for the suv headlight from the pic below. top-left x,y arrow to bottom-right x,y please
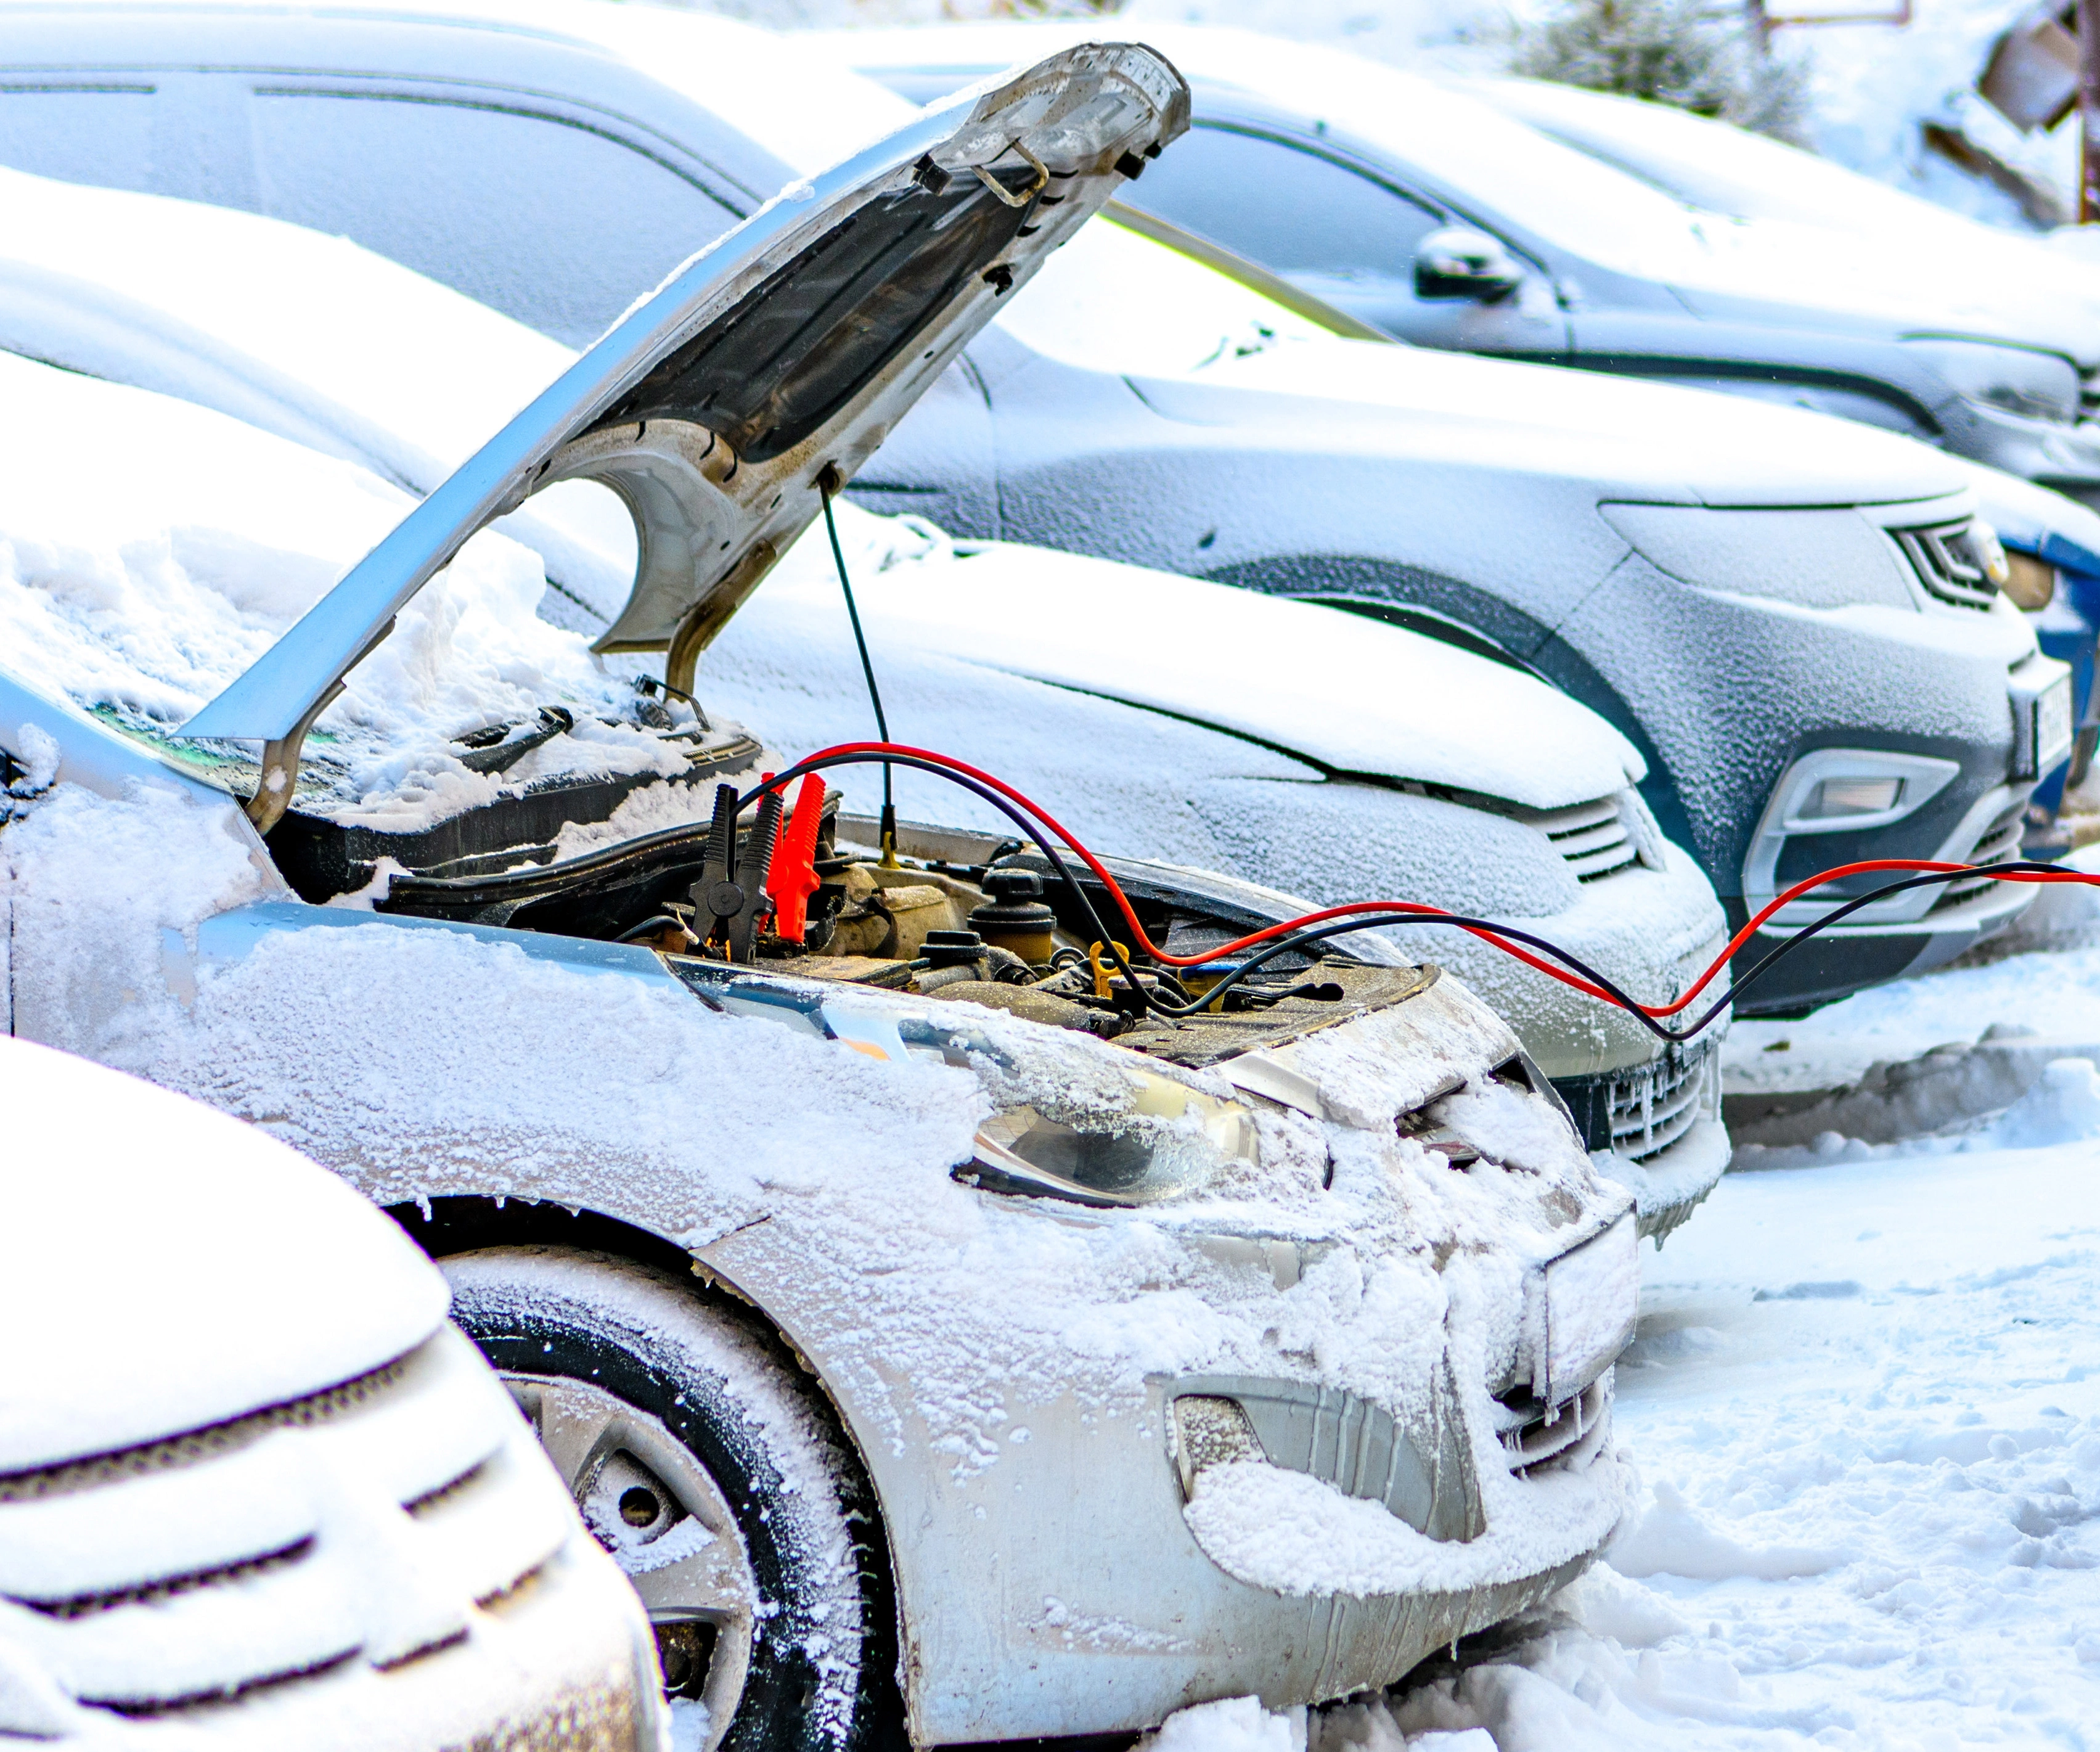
1903,338 -> 2082,426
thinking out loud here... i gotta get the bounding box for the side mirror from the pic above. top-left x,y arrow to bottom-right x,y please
1413,227 -> 1525,302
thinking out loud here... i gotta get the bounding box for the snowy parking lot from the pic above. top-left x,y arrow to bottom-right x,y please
15,3 -> 2100,1746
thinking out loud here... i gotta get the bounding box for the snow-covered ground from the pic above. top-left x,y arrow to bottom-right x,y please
1132,930 -> 2100,1748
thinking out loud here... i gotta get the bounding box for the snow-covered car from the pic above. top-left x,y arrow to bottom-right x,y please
1444,73 -> 2100,815
11,0 -> 2067,1016
0,1035 -> 663,1751
836,22 -> 2100,505
0,54 -> 1646,1747
1465,73 -> 2088,263
0,160 -> 1733,1230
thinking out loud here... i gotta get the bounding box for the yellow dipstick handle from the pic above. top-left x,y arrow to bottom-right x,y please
1087,940 -> 1129,1001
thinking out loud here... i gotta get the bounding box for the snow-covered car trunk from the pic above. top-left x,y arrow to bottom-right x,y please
0,49 -> 1647,1746
0,1037 -> 661,1751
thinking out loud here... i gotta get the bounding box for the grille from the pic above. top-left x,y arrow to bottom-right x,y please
0,1355 -> 411,1505
1555,1033 -> 1717,1162
1497,1373 -> 1611,1477
0,1328 -> 573,1717
1509,796 -> 1640,883
1927,800 -> 2026,915
1892,518 -> 2001,610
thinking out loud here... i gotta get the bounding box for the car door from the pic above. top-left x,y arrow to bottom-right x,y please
0,15 -> 788,347
1115,113 -> 1569,358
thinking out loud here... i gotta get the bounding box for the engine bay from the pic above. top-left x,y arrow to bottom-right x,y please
263,742 -> 1436,1066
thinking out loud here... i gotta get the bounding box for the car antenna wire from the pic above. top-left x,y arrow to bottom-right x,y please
819,466 -> 899,866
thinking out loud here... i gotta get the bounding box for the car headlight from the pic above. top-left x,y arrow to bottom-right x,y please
2003,547 -> 2057,611
1903,338 -> 2082,426
814,997 -> 1264,1208
965,1071 -> 1260,1208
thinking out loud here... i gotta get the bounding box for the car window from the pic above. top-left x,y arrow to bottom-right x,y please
1124,123 -> 1445,281
0,86 -> 155,192
251,93 -> 745,347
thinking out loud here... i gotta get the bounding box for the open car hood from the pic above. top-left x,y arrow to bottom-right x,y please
184,43 -> 1188,821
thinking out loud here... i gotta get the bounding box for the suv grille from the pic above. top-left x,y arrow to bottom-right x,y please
1927,800 -> 2026,915
0,1328 -> 573,1717
1509,796 -> 1640,882
1553,1033 -> 1718,1162
1892,518 -> 2001,610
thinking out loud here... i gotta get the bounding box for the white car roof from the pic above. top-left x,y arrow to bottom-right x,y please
0,1036 -> 448,1471
1465,75 -> 2100,306
821,20 -> 2100,358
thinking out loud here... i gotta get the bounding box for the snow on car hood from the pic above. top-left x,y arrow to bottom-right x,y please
765,510 -> 1643,810
182,41 -> 1190,765
0,1036 -> 447,1472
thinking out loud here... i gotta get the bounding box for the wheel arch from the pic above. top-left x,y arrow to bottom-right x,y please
385,1195 -> 912,1732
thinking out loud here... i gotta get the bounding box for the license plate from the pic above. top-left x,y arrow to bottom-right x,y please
1529,1213 -> 1638,1407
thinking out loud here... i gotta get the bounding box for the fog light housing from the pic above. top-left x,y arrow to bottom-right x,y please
1804,776 -> 1903,818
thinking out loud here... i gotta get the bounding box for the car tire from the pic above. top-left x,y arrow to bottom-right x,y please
443,1246 -> 902,1752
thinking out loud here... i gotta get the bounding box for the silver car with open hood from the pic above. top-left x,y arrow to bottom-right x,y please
0,50 -> 1641,1746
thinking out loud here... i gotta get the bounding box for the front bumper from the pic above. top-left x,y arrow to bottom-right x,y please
1555,1036 -> 1731,1242
1730,774 -> 2044,1015
7,1327 -> 664,1751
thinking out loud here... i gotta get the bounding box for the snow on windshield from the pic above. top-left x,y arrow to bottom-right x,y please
991,219 -> 1333,374
0,351 -> 686,830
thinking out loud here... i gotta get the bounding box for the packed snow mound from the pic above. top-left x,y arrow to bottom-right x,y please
1988,1056 -> 2100,1148
0,350 -> 691,832
1605,1480 -> 1838,1580
1138,1695 -> 1305,1751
